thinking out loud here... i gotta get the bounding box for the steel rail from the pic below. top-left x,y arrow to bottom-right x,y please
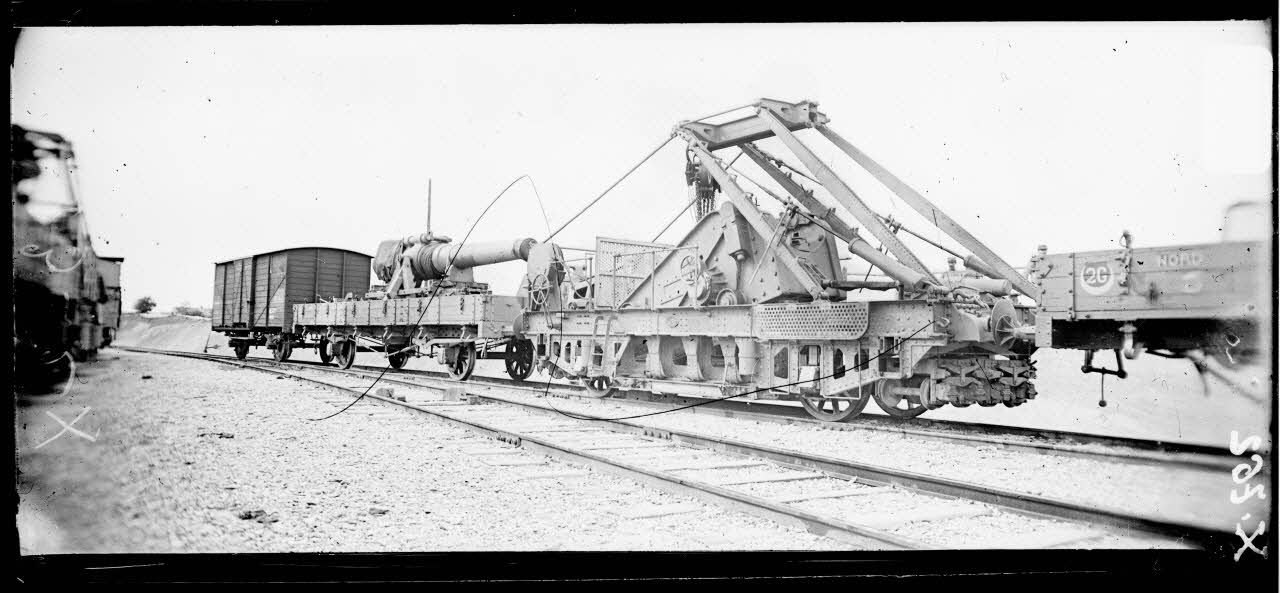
349,360 -> 1246,470
120,346 -> 1229,550
301,362 -> 1228,546
117,346 -> 1244,470
121,347 -> 921,549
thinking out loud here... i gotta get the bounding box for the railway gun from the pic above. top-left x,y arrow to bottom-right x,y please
274,98 -> 1267,423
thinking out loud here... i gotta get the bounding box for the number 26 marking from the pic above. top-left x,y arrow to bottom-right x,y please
1082,265 -> 1110,285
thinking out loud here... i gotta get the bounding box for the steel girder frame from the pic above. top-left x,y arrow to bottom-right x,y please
812,123 -> 1039,301
737,143 -> 931,291
678,98 -> 1035,302
680,138 -> 828,300
755,106 -> 938,283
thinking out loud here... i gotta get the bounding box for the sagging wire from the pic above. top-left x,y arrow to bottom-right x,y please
535,320 -> 936,422
309,174 -> 535,422
524,176 -> 553,237
544,134 -> 677,243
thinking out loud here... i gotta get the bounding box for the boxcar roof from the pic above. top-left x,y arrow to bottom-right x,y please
214,246 -> 373,265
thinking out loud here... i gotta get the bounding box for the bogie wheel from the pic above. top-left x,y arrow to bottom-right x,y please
872,377 -> 928,419
801,389 -> 871,422
272,340 -> 292,363
335,340 -> 356,370
583,376 -> 616,398
387,352 -> 408,370
447,343 -> 476,381
318,340 -> 333,364
505,339 -> 534,381
234,343 -> 250,360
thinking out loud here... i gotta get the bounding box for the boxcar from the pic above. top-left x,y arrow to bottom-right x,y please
212,247 -> 372,360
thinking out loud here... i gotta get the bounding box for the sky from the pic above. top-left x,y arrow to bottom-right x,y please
10,23 -> 1273,311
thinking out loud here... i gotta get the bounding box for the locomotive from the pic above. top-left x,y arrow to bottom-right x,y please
12,124 -> 124,390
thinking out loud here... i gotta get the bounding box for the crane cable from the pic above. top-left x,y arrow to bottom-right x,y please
543,134 -> 676,243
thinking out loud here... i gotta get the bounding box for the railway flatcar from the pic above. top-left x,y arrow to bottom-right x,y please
13,124 -> 122,390
211,247 -> 372,361
291,233 -> 533,376
1027,215 -> 1269,399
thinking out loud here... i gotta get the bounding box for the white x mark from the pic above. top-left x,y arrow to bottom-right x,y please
33,407 -> 99,449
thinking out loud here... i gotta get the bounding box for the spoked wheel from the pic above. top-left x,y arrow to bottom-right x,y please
272,340 -> 292,362
801,390 -> 871,422
872,377 -> 929,420
234,343 -> 250,360
583,376 -> 616,398
505,339 -> 534,381
447,343 -> 476,381
318,339 -> 333,364
334,340 -> 356,370
387,351 -> 408,370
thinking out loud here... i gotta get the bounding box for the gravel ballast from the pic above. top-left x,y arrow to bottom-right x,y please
16,351 -> 849,553
488,388 -> 1262,533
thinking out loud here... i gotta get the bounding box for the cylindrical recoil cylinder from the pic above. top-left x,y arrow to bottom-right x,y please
410,237 -> 537,281
956,277 -> 1012,296
962,254 -> 1001,281
847,238 -> 930,291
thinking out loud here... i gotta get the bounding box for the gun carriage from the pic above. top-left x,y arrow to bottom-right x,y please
292,234 -> 535,377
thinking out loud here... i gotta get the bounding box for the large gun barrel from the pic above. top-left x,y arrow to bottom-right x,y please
410,237 -> 536,281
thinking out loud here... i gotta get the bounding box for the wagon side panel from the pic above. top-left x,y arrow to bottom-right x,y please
212,262 -> 228,327
252,253 -> 272,328
342,251 -> 372,297
284,249 -> 319,331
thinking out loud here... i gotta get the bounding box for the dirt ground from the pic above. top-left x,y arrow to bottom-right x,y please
15,350 -> 848,553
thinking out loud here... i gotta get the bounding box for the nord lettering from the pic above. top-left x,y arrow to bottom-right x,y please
1155,252 -> 1204,268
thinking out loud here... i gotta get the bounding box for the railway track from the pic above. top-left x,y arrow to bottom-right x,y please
123,346 -> 1242,472
119,346 -> 1237,551
373,363 -> 1245,472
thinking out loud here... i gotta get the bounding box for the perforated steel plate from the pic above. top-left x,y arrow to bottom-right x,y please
753,301 -> 869,340
594,236 -> 674,308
